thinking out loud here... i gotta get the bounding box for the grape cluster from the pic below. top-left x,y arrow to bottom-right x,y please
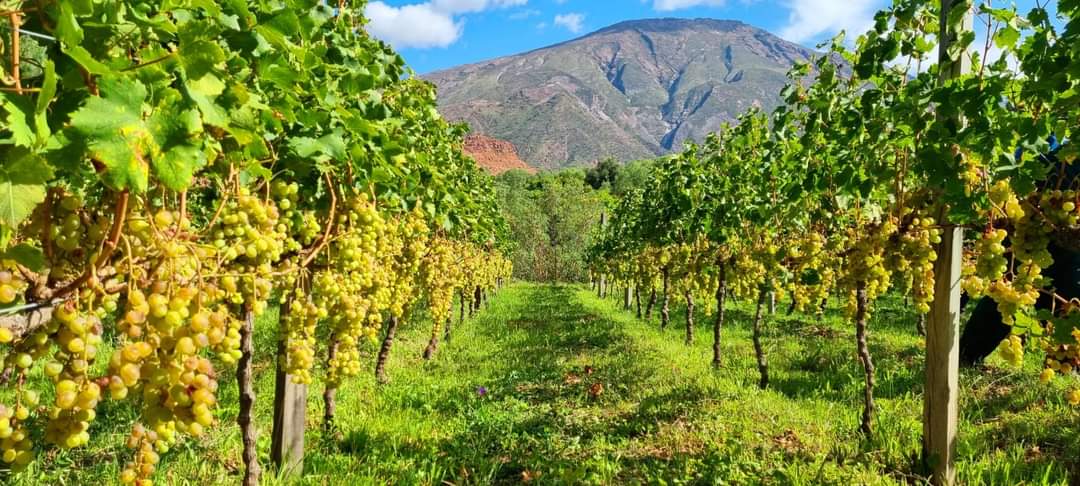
962,228 -> 1008,297
893,215 -> 940,314
1068,388 -> 1080,407
997,335 -> 1024,366
0,401 -> 33,472
120,423 -> 162,485
668,238 -> 720,316
108,283 -> 225,448
1037,189 -> 1079,227
52,194 -> 110,255
388,207 -> 429,319
1041,336 -> 1078,381
272,180 -> 321,251
0,269 -> 27,306
281,292 -> 320,384
786,232 -> 837,314
315,196 -> 393,385
213,189 -> 288,315
422,236 -> 459,343
840,220 -> 896,319
989,180 -> 1025,221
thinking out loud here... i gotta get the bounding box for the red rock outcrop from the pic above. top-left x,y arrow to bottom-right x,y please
463,134 -> 536,175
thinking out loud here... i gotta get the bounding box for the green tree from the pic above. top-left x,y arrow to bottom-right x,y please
496,169 -> 603,282
585,158 -> 620,190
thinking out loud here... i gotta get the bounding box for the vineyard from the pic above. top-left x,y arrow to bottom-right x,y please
0,0 -> 1077,485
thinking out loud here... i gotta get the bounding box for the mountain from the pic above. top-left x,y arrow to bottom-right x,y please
426,18 -> 819,170
462,134 -> 536,175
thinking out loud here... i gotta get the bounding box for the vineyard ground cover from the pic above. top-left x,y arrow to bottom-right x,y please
1,284 -> 1076,485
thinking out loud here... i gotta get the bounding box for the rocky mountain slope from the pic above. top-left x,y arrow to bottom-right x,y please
427,18 -> 820,169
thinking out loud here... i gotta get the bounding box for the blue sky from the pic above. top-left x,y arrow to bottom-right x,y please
365,0 -> 1053,74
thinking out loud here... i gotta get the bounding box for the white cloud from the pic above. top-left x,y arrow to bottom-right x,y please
777,0 -> 881,44
366,2 -> 463,48
653,0 -> 726,11
554,13 -> 585,33
366,0 -> 527,49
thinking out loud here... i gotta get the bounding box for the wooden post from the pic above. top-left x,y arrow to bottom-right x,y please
924,227 -> 963,485
271,357 -> 306,477
924,4 -> 970,483
598,211 -> 607,296
272,297 -> 307,478
237,309 -> 261,486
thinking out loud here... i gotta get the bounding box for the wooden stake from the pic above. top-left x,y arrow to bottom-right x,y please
237,309 -> 261,486
923,3 -> 970,484
271,300 -> 306,478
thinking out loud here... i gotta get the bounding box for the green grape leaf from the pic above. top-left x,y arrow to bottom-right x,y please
180,39 -> 225,80
69,80 -> 206,192
69,0 -> 94,15
1,243 -> 45,271
1052,312 -> 1080,344
147,102 -> 207,192
185,74 -> 229,127
289,132 -> 346,161
69,76 -> 151,192
995,26 -> 1021,50
62,45 -> 114,75
55,2 -> 84,45
33,61 -> 57,141
35,59 -> 57,115
0,148 -> 53,229
1,93 -> 36,147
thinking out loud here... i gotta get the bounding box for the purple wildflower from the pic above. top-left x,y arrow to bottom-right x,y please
476,386 -> 488,397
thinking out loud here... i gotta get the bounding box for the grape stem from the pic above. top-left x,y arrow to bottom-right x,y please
9,12 -> 22,94
49,190 -> 130,300
300,173 -> 338,267
41,188 -> 57,261
201,169 -> 237,233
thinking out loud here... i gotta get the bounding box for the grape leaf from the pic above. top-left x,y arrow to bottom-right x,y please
180,38 -> 225,80
1053,312 -> 1080,344
1,93 -> 36,147
185,74 -> 229,128
147,101 -> 207,191
55,2 -> 84,45
1,243 -> 45,271
34,61 -> 57,141
0,148 -> 53,229
62,45 -> 114,75
69,76 -> 152,192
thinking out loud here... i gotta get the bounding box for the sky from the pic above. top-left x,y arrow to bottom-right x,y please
365,0 -> 1053,74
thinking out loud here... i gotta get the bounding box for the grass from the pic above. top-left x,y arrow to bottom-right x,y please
3,282 -> 1079,485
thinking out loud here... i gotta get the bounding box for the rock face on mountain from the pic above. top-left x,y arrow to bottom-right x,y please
463,134 -> 536,175
426,18 -> 819,170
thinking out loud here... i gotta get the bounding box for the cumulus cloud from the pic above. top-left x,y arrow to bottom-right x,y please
653,0 -> 726,11
366,0 -> 527,49
554,13 -> 585,33
777,0 -> 881,44
366,2 -> 462,48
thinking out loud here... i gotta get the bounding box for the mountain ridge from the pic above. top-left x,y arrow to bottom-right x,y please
426,18 -> 820,169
